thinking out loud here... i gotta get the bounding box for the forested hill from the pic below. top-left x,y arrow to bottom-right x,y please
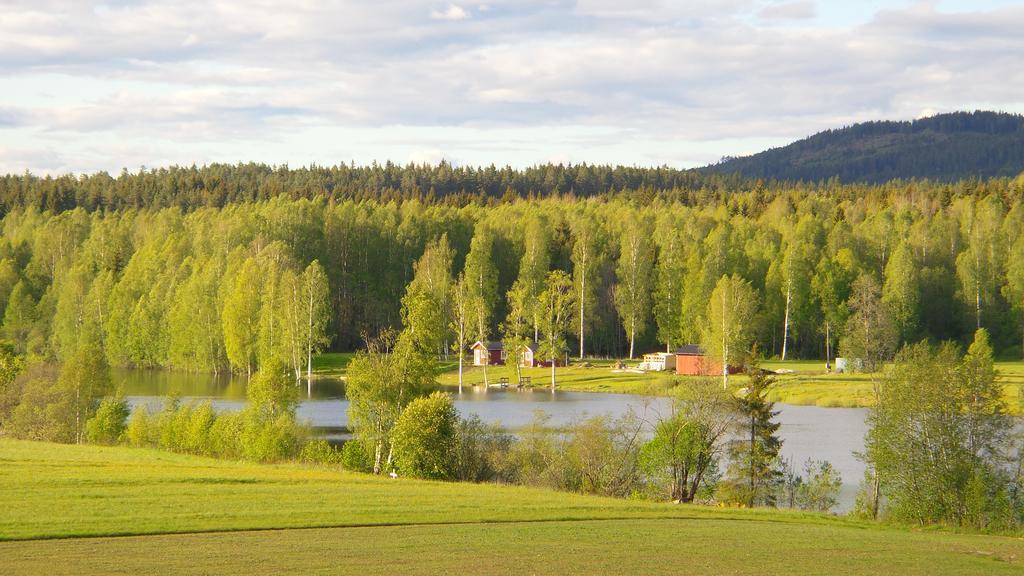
707,111 -> 1024,183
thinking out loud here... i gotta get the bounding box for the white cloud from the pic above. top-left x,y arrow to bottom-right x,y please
0,1 -> 1022,174
431,4 -> 470,20
759,1 -> 817,21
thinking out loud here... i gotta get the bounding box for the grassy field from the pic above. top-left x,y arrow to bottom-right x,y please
1,440 -> 1023,574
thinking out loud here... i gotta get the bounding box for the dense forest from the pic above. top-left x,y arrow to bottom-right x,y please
709,111 -> 1024,183
0,162 -> 739,213
1,167 -> 1024,372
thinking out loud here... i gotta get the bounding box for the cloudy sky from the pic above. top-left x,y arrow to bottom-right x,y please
1,0 -> 1023,175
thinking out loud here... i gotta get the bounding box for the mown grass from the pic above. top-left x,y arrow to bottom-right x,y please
436,358 -> 677,395
1,440 -> 1023,575
762,360 -> 1024,413
310,352 -> 356,376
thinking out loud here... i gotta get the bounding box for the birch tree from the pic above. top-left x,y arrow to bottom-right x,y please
701,274 -> 758,388
955,196 -> 1005,330
464,226 -> 498,386
402,235 -> 454,357
653,216 -> 685,352
614,217 -> 655,359
1003,236 -> 1024,358
570,211 -> 605,359
882,240 -> 919,344
450,274 -> 469,393
300,260 -> 331,388
222,258 -> 262,379
517,216 -> 550,342
537,270 -> 575,391
839,275 -> 897,372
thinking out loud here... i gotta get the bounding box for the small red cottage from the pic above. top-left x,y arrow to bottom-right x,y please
673,345 -> 742,376
470,341 -> 505,366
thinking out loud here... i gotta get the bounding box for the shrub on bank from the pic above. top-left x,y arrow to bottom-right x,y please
85,395 -> 129,445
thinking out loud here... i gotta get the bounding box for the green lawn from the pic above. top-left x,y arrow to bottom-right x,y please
1,440 -> 1023,574
437,358 -> 677,395
310,352 -> 357,376
762,360 -> 1024,412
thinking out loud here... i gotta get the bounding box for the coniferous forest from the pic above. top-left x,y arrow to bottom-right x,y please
1,163 -> 1024,374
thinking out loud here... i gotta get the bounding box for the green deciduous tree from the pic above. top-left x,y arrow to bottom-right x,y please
300,260 -> 331,386
571,211 -> 606,359
346,331 -> 433,474
882,240 -> 920,344
222,258 -> 262,379
639,379 -> 736,502
464,225 -> 498,386
701,274 -> 759,388
614,217 -> 655,359
864,330 -> 1013,527
390,391 -> 458,480
653,216 -> 685,351
839,275 -> 897,372
537,270 -> 575,391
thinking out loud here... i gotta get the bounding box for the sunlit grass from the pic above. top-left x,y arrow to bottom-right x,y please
1,439 -> 1023,575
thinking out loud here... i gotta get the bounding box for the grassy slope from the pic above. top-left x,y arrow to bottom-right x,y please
1,440 -> 1023,575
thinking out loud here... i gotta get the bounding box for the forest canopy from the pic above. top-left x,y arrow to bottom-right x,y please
1,166 -> 1024,371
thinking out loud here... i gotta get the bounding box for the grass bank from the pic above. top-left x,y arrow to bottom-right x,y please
1,440 -> 1022,575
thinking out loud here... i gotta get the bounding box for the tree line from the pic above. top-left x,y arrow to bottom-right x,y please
3,179 -> 1024,373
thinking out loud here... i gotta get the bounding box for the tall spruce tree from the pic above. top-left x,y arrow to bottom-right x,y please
721,354 -> 782,507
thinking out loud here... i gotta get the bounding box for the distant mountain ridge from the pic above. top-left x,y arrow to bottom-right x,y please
706,111 -> 1024,183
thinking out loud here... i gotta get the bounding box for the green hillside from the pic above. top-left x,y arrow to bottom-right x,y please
708,111 -> 1024,183
1,439 -> 1021,575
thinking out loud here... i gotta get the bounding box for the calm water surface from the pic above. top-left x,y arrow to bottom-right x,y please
117,368 -> 868,509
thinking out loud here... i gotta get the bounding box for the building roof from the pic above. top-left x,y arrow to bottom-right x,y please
471,341 -> 503,351
673,344 -> 705,356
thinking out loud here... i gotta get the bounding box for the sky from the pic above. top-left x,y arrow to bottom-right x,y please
1,0 -> 1023,175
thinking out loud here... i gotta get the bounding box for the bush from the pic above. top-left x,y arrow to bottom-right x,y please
247,359 -> 299,418
208,411 -> 245,459
240,410 -> 304,463
85,395 -> 129,445
390,391 -> 457,479
125,406 -> 153,448
7,372 -> 73,442
183,402 -> 216,455
453,415 -> 513,483
299,439 -> 344,466
340,440 -> 373,472
156,396 -> 184,450
796,459 -> 842,513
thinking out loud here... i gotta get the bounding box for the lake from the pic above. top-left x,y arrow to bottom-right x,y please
117,368 -> 868,510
